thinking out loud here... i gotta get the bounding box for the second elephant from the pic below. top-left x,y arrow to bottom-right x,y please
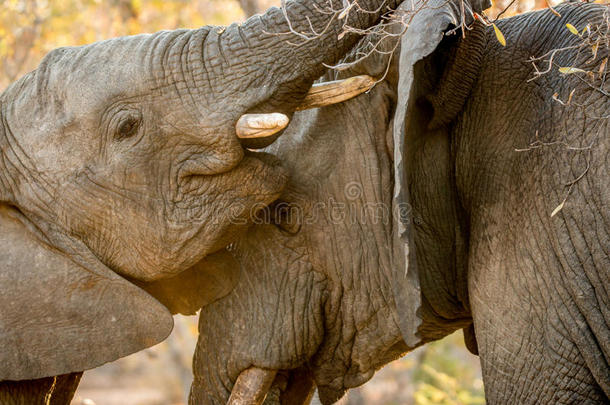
191,2 -> 609,404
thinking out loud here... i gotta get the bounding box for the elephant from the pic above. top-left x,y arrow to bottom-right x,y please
0,0 -> 408,403
190,1 -> 609,404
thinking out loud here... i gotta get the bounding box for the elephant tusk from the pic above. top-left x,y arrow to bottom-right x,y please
235,113 -> 290,139
227,367 -> 277,405
234,75 -> 374,141
295,75 -> 376,111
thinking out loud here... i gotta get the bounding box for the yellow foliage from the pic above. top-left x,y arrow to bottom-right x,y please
415,363 -> 486,405
493,23 -> 506,46
566,23 -> 580,35
558,66 -> 587,74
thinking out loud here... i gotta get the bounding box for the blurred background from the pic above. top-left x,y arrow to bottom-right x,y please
0,0 -> 557,404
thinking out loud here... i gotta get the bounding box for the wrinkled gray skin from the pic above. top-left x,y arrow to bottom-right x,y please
0,0 -> 404,403
192,3 -> 609,404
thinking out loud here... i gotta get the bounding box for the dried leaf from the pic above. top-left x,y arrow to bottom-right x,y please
552,92 -> 566,105
589,41 -> 599,62
493,24 -> 506,47
566,23 -> 579,36
551,200 -> 565,217
338,4 -> 352,19
547,1 -> 561,18
599,57 -> 608,78
558,66 -> 586,74
337,31 -> 346,40
552,89 -> 575,106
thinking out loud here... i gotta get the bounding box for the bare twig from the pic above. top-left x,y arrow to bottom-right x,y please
264,0 -> 463,79
493,0 -> 519,22
527,3 -> 610,99
514,131 -> 595,152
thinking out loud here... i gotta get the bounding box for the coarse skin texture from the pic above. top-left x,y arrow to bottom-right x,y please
456,6 -> 609,403
190,3 -> 609,404
0,0 -> 401,283
0,0 -> 405,402
191,63 -> 406,405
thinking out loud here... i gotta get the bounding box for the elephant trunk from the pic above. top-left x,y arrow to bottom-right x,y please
151,0 -> 402,151
205,0 -> 402,113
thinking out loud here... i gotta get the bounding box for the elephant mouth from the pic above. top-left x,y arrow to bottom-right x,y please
183,150 -> 287,230
116,151 -> 289,281
174,150 -> 287,212
227,362 -> 386,404
243,150 -> 285,175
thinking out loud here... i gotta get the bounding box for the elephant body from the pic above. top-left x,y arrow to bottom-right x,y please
410,5 -> 609,402
191,2 -> 609,404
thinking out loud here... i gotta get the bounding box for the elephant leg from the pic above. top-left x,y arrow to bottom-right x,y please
0,372 -> 82,405
468,218 -> 609,403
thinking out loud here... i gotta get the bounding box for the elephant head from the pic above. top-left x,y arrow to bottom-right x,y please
191,1 -> 609,404
0,0 -> 405,383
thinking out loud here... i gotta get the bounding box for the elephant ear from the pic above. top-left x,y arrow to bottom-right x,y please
0,205 -> 173,381
390,0 -> 489,347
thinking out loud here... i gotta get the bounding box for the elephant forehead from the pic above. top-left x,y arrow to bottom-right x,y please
31,28 -> 196,109
40,38 -> 154,102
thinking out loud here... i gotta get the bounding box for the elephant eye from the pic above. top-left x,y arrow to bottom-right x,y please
115,113 -> 141,141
